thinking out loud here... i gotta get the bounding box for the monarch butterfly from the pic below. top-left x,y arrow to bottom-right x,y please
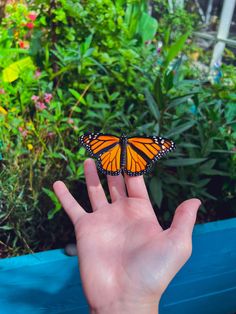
79,133 -> 175,176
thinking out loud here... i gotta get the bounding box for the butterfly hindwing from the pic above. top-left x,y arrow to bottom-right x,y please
124,143 -> 150,176
97,143 -> 122,176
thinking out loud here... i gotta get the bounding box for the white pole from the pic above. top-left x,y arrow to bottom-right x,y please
210,0 -> 236,67
194,0 -> 205,22
175,0 -> 184,9
168,0 -> 174,13
205,0 -> 214,25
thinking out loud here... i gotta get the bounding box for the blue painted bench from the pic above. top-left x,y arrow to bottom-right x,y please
0,218 -> 236,314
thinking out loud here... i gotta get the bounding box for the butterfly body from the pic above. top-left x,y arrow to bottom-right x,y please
119,134 -> 128,169
79,133 -> 175,176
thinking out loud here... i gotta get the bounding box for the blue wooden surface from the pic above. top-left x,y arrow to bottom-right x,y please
0,218 -> 236,314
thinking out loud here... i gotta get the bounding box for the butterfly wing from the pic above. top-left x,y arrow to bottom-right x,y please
125,143 -> 150,176
79,133 -> 122,176
124,136 -> 175,176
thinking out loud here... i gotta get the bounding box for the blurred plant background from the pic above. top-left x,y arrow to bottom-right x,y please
0,0 -> 235,257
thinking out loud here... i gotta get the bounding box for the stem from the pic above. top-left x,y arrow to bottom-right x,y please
68,80 -> 94,118
49,0 -> 59,87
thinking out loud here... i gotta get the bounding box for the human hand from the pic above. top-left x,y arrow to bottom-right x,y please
53,159 -> 201,314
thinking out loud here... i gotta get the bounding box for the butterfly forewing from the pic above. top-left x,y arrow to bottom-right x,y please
79,133 -> 120,157
79,133 -> 122,176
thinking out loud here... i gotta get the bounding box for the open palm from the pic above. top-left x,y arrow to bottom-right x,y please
53,159 -> 200,313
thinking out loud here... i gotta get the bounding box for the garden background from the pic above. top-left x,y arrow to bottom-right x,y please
0,0 -> 235,257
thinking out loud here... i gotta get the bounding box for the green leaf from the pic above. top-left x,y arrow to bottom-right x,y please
167,94 -> 195,110
164,32 -> 189,67
200,191 -> 217,200
2,57 -> 34,82
69,88 -> 87,105
164,27 -> 171,45
109,92 -> 120,101
149,177 -> 163,207
165,121 -> 196,137
154,76 -> 164,109
211,149 -> 236,154
179,143 -> 199,148
203,169 -> 229,176
43,188 -> 62,219
199,159 -> 216,171
163,70 -> 174,92
163,158 -> 207,166
88,57 -> 108,74
144,89 -> 160,120
138,12 -> 158,42
197,178 -> 211,187
84,34 -> 93,51
0,225 -> 13,230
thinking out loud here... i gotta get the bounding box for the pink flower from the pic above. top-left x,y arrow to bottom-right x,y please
34,69 -> 41,79
68,118 -> 74,124
44,93 -> 53,103
47,132 -> 55,139
26,22 -> 34,29
0,89 -> 5,94
18,127 -> 28,138
28,12 -> 37,21
156,41 -> 163,54
31,95 -> 39,102
35,101 -> 47,110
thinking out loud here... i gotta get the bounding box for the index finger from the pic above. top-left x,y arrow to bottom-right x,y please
53,181 -> 86,225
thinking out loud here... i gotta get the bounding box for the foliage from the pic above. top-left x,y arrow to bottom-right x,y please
0,0 -> 235,256
153,0 -> 199,41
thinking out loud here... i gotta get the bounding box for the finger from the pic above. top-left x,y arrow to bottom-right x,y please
170,198 -> 201,238
53,181 -> 86,225
124,174 -> 150,200
84,158 -> 108,211
107,174 -> 127,202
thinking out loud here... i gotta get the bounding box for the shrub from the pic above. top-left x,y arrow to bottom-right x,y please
0,0 -> 235,256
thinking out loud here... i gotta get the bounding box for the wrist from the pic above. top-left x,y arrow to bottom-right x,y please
90,299 -> 159,314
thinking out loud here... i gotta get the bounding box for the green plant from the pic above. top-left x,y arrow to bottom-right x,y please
0,0 -> 235,258
0,0 -> 160,256
153,0 -> 198,41
143,55 -> 236,223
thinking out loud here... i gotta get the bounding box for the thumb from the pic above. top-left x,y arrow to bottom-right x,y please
170,198 -> 201,238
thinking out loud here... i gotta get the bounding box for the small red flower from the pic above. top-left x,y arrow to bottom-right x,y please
19,40 -> 24,48
26,22 -> 34,29
19,40 -> 30,49
28,12 -> 37,21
